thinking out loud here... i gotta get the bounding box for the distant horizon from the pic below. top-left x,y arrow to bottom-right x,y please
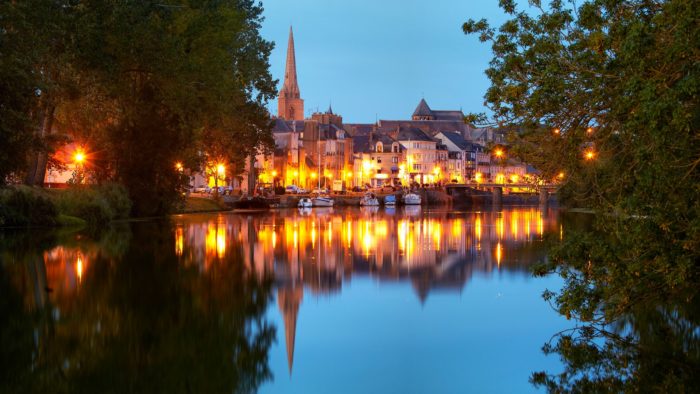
260,0 -> 509,123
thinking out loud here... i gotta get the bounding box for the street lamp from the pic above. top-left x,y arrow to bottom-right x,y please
74,150 -> 85,164
584,150 -> 596,161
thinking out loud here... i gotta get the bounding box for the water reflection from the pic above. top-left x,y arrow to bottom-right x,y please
171,207 -> 559,374
0,207 -> 560,393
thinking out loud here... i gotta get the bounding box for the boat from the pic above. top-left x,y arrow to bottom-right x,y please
360,192 -> 380,206
232,197 -> 271,212
298,197 -> 313,208
403,192 -> 422,205
311,194 -> 334,207
384,194 -> 397,206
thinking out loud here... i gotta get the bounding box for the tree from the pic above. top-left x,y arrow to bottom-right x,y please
464,0 -> 700,391
63,0 -> 277,215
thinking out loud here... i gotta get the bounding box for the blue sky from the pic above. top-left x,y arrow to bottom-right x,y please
259,0 -> 509,123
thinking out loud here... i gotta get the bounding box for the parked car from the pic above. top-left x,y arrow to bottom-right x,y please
193,185 -> 208,193
285,185 -> 299,194
296,187 -> 308,194
312,188 -> 328,195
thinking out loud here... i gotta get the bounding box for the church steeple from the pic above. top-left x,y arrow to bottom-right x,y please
282,26 -> 300,98
278,26 -> 304,120
278,287 -> 303,375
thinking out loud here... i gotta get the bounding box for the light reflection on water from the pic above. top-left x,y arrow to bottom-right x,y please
168,206 -> 562,393
6,206 -> 564,393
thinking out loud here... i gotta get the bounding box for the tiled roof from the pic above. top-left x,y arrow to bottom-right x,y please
396,126 -> 434,142
352,135 -> 371,153
412,99 -> 433,117
378,120 -> 471,137
432,110 -> 464,121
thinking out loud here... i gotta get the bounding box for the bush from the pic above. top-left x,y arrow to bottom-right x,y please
55,183 -> 132,225
0,186 -> 58,227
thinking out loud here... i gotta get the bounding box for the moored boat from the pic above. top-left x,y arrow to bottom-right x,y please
403,192 -> 422,205
298,197 -> 313,208
232,197 -> 271,212
311,195 -> 334,207
360,192 -> 380,206
384,194 -> 397,205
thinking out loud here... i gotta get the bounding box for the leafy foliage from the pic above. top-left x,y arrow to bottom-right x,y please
465,0 -> 700,391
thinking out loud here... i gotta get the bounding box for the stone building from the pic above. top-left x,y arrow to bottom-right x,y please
278,27 -> 304,121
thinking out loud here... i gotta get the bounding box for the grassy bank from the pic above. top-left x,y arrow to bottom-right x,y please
0,184 -> 131,228
177,197 -> 229,213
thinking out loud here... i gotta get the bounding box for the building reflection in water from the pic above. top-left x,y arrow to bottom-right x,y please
26,207 -> 557,377
171,207 -> 558,374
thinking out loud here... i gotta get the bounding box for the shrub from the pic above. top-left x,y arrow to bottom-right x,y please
0,186 -> 58,227
95,183 -> 132,219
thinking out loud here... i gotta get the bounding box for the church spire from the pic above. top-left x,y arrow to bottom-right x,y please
281,26 -> 300,98
278,287 -> 303,375
278,26 -> 304,120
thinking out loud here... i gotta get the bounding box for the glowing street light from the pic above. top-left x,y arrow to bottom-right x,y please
557,172 -> 565,180
584,150 -> 596,161
73,150 -> 85,164
272,170 -> 278,177
493,148 -> 504,158
175,162 -> 183,171
216,163 -> 225,175
553,128 -> 560,135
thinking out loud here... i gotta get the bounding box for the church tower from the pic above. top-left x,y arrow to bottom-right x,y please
278,26 -> 305,120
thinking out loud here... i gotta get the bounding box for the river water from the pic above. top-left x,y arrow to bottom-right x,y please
1,206 -> 571,393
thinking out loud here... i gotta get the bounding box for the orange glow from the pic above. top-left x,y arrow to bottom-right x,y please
496,242 -> 503,266
216,163 -> 225,175
586,127 -> 594,134
73,149 -> 86,164
272,170 -> 278,177
475,216 -> 482,241
311,172 -> 317,179
76,255 -> 84,282
584,150 -> 596,160
175,227 -> 184,256
175,162 -> 183,171
557,172 -> 565,179
510,174 -> 519,183
494,149 -> 504,158
553,128 -> 560,135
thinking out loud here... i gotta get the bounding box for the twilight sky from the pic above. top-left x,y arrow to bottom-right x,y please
259,0 -> 509,123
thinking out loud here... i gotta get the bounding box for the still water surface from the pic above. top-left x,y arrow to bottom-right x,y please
1,206 -> 569,393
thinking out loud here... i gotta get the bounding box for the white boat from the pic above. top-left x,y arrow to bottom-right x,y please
384,194 -> 397,205
360,192 -> 380,206
298,197 -> 313,208
403,192 -> 422,205
312,195 -> 334,207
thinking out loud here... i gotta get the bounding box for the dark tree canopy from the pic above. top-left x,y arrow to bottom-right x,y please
1,1 -> 277,215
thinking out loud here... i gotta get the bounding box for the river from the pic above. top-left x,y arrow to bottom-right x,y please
1,206 -> 573,393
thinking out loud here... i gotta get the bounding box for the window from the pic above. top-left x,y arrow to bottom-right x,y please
376,142 -> 383,152
392,156 -> 398,163
392,144 -> 399,153
413,163 -> 422,171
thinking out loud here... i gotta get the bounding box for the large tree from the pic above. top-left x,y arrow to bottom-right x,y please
464,0 -> 699,391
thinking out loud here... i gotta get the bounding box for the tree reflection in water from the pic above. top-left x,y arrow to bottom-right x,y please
532,214 -> 700,392
0,223 -> 275,394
